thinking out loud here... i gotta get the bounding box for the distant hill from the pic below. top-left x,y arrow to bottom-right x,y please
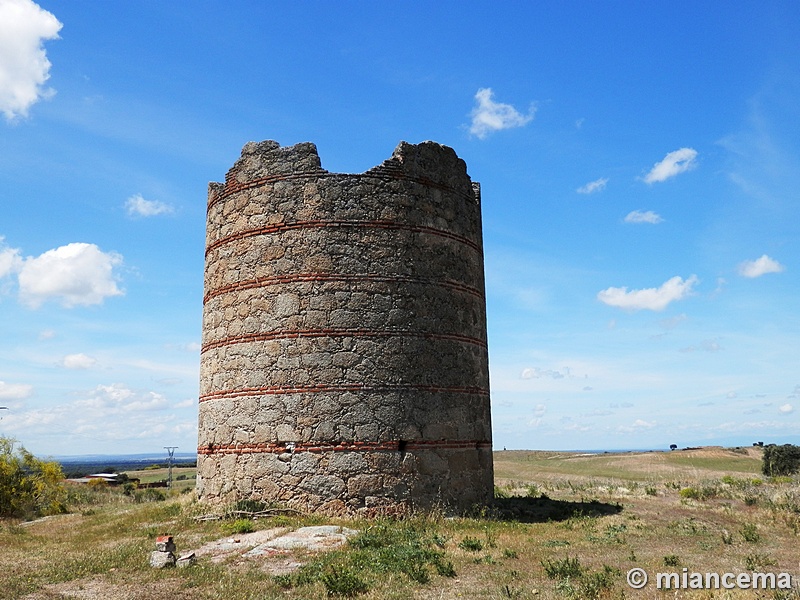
53,453 -> 197,478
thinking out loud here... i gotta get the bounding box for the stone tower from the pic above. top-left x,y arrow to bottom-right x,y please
197,140 -> 493,514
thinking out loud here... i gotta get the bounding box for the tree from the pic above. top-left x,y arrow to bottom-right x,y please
761,444 -> 800,477
669,444 -> 678,451
0,437 -> 67,519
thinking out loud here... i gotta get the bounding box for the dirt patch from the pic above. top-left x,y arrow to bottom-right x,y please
20,579 -> 180,600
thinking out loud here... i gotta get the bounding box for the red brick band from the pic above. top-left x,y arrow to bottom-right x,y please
197,439 -> 493,456
205,219 -> 482,257
201,328 -> 487,354
203,272 -> 484,304
208,169 -> 475,211
199,383 -> 489,403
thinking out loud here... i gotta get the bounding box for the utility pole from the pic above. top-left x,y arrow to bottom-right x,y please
164,446 -> 178,490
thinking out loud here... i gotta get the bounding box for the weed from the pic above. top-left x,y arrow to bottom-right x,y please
645,486 -> 657,496
740,522 -> 760,543
503,548 -> 519,559
542,556 -> 582,579
494,485 -> 511,499
721,529 -> 734,545
770,476 -> 794,484
458,536 -> 483,552
580,566 -> 619,600
502,584 -> 523,598
272,573 -> 293,589
525,483 -> 540,498
745,552 -> 776,570
320,563 -> 369,597
435,559 -> 456,577
554,577 -> 578,598
223,518 -> 255,534
663,554 -> 680,566
680,486 -> 701,500
133,488 -> 166,503
543,539 -> 571,547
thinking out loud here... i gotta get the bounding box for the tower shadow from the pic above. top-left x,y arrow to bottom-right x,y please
488,495 -> 623,523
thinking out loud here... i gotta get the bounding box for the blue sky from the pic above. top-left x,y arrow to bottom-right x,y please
1,1 -> 799,456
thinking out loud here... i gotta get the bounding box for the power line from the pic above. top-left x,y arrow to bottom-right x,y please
164,446 -> 178,489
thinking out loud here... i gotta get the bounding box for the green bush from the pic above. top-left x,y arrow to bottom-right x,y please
0,437 -> 66,519
740,523 -> 760,543
679,487 -> 701,500
458,536 -> 484,552
133,488 -> 166,503
542,556 -> 583,579
762,444 -> 800,477
287,519 -> 454,595
320,563 -> 369,597
224,518 -> 255,534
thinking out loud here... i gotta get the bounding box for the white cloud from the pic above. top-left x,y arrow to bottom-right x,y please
680,338 -> 722,353
643,148 -> 698,184
174,398 -> 196,409
617,419 -> 656,433
577,178 -> 608,194
125,193 -> 174,217
737,254 -> 785,278
1,383 -> 190,448
76,383 -> 169,413
779,403 -> 794,414
18,242 -> 123,308
528,403 -> 547,427
0,0 -> 62,121
521,367 -> 577,380
469,88 -> 535,139
597,275 -> 698,311
624,210 -> 664,224
0,238 -> 22,277
61,353 -> 97,369
0,380 -> 33,399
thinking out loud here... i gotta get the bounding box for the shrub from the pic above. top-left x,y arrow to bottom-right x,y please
224,518 -> 255,534
762,444 -> 800,477
320,563 -> 368,597
542,556 -> 582,579
740,523 -> 760,543
288,519 -> 455,594
0,437 -> 66,519
458,536 -> 484,552
581,566 -> 619,600
679,487 -> 701,500
133,488 -> 166,503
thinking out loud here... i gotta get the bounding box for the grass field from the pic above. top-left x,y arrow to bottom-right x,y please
124,466 -> 197,492
2,446 -> 799,599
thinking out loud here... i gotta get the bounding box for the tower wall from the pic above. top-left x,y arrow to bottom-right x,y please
197,140 -> 493,514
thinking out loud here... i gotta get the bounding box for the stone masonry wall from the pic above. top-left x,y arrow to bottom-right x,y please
197,140 -> 493,514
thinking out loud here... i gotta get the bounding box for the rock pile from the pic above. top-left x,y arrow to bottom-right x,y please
150,534 -> 196,569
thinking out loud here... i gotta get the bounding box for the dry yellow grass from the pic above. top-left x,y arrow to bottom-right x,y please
2,446 -> 799,599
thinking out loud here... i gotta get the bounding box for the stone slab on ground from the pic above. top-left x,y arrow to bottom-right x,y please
192,527 -> 288,563
247,525 -> 358,554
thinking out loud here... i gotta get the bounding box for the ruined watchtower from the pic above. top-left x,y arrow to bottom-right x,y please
197,140 -> 493,513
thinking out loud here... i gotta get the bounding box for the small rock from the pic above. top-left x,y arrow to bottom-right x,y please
155,535 -> 176,553
150,551 -> 176,568
176,552 -> 197,568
